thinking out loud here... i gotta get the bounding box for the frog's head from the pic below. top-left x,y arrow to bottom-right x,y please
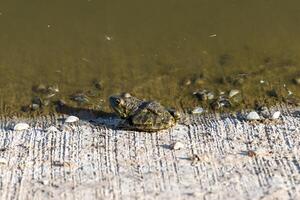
109,93 -> 139,118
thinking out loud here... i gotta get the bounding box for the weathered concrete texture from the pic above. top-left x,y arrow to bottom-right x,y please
0,105 -> 299,200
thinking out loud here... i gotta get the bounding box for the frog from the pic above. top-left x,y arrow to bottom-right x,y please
109,93 -> 180,132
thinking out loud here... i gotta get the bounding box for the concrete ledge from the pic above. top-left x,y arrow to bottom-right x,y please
0,105 -> 299,199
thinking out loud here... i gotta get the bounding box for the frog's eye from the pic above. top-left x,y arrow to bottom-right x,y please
116,98 -> 124,105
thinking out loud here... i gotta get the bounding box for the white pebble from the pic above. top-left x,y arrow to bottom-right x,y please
65,116 -> 79,123
229,89 -> 240,98
272,111 -> 281,119
192,107 -> 204,114
246,111 -> 260,121
171,142 -> 184,150
13,123 -> 29,131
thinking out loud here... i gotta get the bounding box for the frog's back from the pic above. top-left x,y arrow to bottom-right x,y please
125,101 -> 176,132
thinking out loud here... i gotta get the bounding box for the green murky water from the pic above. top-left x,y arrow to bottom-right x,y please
0,0 -> 299,116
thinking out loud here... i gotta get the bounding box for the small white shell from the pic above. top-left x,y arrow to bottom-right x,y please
246,111 -> 260,121
229,89 -> 240,98
13,123 -> 30,131
46,126 -> 59,132
65,116 -> 79,123
271,111 -> 281,119
192,107 -> 204,114
171,142 -> 184,150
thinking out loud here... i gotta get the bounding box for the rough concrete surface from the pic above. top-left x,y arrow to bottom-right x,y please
0,105 -> 299,200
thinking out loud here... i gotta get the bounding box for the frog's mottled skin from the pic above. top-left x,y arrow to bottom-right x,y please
109,93 -> 179,132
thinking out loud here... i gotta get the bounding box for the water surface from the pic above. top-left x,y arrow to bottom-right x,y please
0,0 -> 299,115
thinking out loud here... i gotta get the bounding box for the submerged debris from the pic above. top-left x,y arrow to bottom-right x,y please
14,123 -> 30,131
229,89 -> 240,98
47,84 -> 59,93
70,93 -> 89,104
193,90 -> 214,101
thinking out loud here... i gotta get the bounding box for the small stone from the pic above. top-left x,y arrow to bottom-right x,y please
33,84 -> 47,93
267,89 -> 278,98
229,89 -> 240,98
14,123 -> 30,131
194,78 -> 205,86
31,103 -> 40,110
170,142 -> 184,150
65,116 -> 79,123
271,111 -> 281,119
247,150 -> 256,157
233,77 -> 244,85
219,98 -> 231,108
246,111 -> 260,121
192,107 -> 204,114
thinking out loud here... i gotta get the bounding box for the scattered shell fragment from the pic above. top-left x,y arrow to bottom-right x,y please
246,111 -> 260,121
48,85 -> 59,93
229,89 -> 240,98
192,107 -> 204,114
171,142 -> 184,150
14,123 -> 30,131
271,111 -> 281,119
65,116 -> 79,123
0,158 -> 8,165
